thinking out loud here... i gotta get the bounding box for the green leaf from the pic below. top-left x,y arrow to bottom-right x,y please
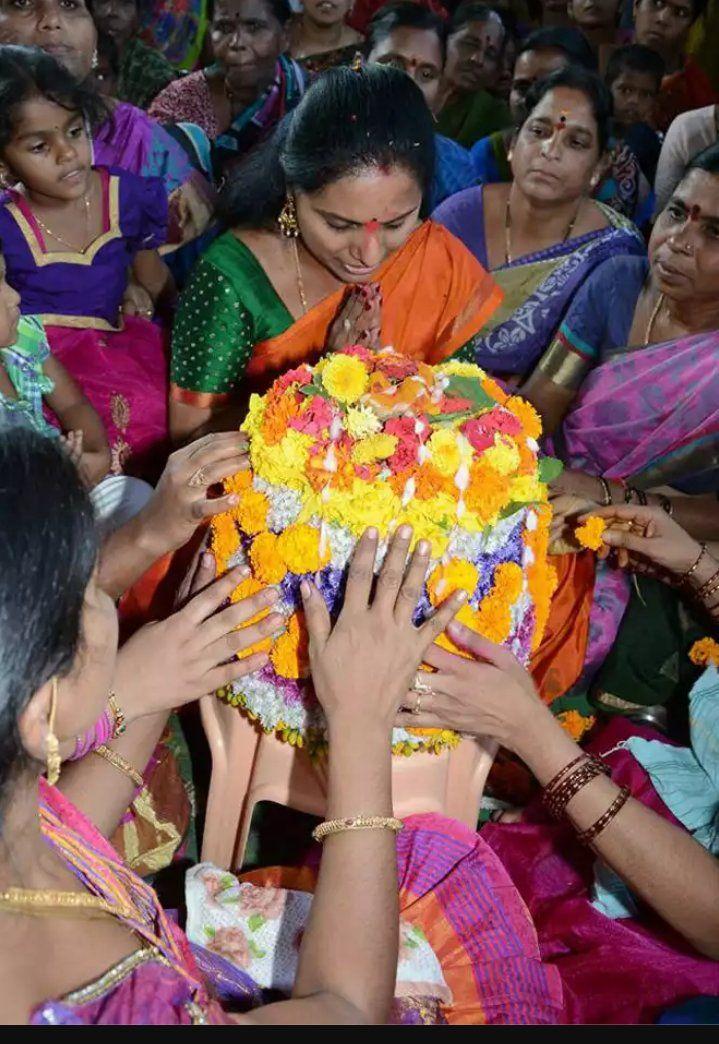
248,913 -> 266,932
248,940 -> 267,959
538,456 -> 564,484
445,375 -> 495,411
430,410 -> 473,426
298,382 -> 332,400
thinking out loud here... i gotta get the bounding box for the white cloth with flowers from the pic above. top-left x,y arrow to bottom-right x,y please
186,863 -> 452,1002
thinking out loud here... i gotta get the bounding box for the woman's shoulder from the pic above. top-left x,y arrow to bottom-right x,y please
584,253 -> 649,295
432,184 -> 484,226
187,229 -> 263,283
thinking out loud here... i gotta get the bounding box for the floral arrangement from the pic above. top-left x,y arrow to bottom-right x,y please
210,348 -> 561,756
575,516 -> 607,552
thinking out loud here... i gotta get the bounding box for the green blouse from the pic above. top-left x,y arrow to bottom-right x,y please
171,231 -> 294,401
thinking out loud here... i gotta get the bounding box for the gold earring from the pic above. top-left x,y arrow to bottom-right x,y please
46,677 -> 61,787
277,195 -> 299,238
507,149 -> 514,163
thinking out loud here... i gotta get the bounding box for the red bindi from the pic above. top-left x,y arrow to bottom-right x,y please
364,219 -> 380,233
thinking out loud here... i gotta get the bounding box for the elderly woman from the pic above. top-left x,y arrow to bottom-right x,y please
433,66 -> 645,381
149,0 -> 306,172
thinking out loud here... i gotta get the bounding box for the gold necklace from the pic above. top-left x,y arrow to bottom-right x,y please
292,236 -> 309,315
32,191 -> 92,254
0,885 -> 127,920
644,291 -> 665,345
504,194 -> 579,265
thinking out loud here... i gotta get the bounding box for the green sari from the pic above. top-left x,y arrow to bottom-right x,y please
436,90 -> 511,149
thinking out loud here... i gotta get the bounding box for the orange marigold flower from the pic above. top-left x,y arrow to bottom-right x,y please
557,710 -> 596,742
506,396 -> 542,440
516,440 -> 537,475
465,463 -> 511,525
271,612 -> 310,679
276,523 -> 330,574
689,637 -> 719,667
415,464 -> 453,500
261,392 -> 301,446
249,531 -> 287,584
224,469 -> 253,496
481,375 -> 509,405
211,513 -> 241,574
233,489 -> 269,536
575,516 -> 607,552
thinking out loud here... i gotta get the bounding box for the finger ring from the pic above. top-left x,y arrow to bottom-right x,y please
188,465 -> 208,488
412,672 -> 434,696
412,693 -> 422,715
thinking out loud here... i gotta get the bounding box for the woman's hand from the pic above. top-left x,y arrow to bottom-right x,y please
325,283 -> 382,352
113,556 -> 284,720
122,281 -> 155,320
395,622 -> 556,760
301,526 -> 466,736
59,430 -> 109,489
135,432 -> 251,557
549,468 -> 604,542
586,503 -> 704,577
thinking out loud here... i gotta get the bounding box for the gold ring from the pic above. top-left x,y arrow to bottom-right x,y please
412,693 -> 422,715
412,672 -> 434,696
188,466 -> 208,488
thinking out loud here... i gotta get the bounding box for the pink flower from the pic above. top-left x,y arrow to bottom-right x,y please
341,345 -> 375,367
275,366 -> 312,393
460,418 -> 496,453
385,416 -> 429,443
236,884 -> 286,921
290,395 -> 336,435
384,414 -> 428,473
375,355 -> 418,380
388,438 -> 419,473
208,926 -> 251,968
480,408 -> 522,436
441,396 -> 472,414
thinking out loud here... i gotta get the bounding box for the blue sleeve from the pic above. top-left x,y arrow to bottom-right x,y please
430,135 -> 477,210
557,255 -> 647,361
118,169 -> 169,254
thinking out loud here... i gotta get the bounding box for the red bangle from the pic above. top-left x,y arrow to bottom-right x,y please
576,786 -> 631,846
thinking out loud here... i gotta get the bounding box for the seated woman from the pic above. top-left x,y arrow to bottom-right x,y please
169,63 -> 502,442
0,0 -> 214,251
523,141 -> 719,715
89,0 -> 177,110
0,426 -> 560,1025
288,0 -> 364,73
433,66 -> 645,381
633,0 -> 718,133
149,0 -> 307,175
0,47 -> 172,473
365,1 -> 478,208
399,508 -> 719,1022
469,27 -> 654,224
435,2 -> 511,148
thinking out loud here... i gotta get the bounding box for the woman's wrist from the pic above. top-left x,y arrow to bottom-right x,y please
509,707 -> 580,784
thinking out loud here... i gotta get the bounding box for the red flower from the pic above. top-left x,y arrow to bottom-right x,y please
375,355 -> 419,380
440,396 -> 472,414
275,366 -> 312,393
290,395 -> 336,435
341,345 -> 376,367
460,418 -> 496,452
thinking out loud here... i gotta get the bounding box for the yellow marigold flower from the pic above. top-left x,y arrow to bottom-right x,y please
439,359 -> 485,379
224,468 -> 253,497
575,516 -> 607,552
241,393 -> 266,438
233,488 -> 269,536
484,435 -> 521,477
276,522 -> 329,574
251,430 -> 312,491
465,463 -> 510,526
211,513 -> 241,573
427,428 -> 462,477
510,474 -> 545,503
506,396 -> 543,441
324,480 -> 400,537
557,710 -> 596,742
271,613 -> 310,679
426,559 -> 479,606
689,637 -> 719,667
351,433 -> 398,465
321,353 -> 370,404
249,531 -> 287,584
345,404 -> 381,439
434,602 -> 482,657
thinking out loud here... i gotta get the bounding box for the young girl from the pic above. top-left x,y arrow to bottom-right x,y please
0,253 -> 153,531
0,45 -> 172,476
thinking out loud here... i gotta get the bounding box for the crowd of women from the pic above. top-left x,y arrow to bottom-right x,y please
0,0 -> 718,1026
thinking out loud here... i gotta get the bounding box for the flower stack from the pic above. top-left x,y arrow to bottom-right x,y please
210,348 -> 560,756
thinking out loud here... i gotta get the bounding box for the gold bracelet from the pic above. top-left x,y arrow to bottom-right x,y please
93,744 -> 144,788
312,815 -> 404,843
107,692 -> 127,737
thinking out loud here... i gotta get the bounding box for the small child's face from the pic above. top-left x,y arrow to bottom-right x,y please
610,69 -> 658,126
0,263 -> 21,349
1,97 -> 92,202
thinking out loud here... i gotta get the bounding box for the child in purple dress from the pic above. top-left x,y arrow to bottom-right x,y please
0,45 -> 172,474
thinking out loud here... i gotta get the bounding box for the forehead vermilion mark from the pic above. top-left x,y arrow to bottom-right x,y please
364,219 -> 381,233
554,110 -> 569,131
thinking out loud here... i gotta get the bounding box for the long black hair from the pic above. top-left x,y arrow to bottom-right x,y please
521,65 -> 613,154
217,64 -> 436,228
0,44 -> 107,154
684,140 -> 719,178
0,425 -> 98,796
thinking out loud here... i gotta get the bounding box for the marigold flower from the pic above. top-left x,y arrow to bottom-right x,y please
271,613 -> 310,679
276,523 -> 329,574
574,516 -> 607,552
484,435 -> 521,476
426,559 -> 479,606
224,469 -> 253,497
351,433 -> 398,466
689,637 -> 719,667
234,489 -> 269,536
249,531 -> 286,584
506,396 -> 542,440
211,513 -> 241,573
321,353 -> 370,404
557,710 -> 596,742
345,403 -> 381,439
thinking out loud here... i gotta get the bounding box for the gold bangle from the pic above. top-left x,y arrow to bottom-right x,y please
93,744 -> 144,788
312,815 -> 404,843
107,692 -> 127,737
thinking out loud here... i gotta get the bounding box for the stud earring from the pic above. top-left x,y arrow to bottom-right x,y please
46,677 -> 61,787
277,195 -> 299,238
91,48 -> 99,71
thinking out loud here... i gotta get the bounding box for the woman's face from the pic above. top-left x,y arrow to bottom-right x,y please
368,26 -> 444,113
302,0 -> 352,28
511,85 -> 604,205
54,572 -> 119,746
568,0 -> 622,31
649,169 -> 719,304
211,0 -> 288,97
91,0 -> 138,49
444,14 -> 505,93
296,165 -> 423,283
0,0 -> 97,81
0,96 -> 92,202
509,46 -> 568,122
633,0 -> 694,60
